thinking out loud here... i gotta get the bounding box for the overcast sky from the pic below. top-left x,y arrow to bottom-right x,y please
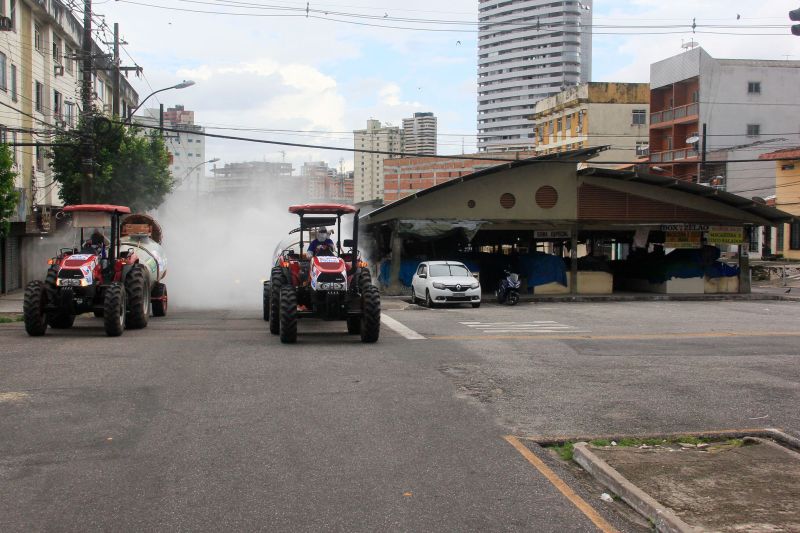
96,0 -> 800,172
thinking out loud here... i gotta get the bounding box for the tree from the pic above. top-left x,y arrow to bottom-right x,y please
50,114 -> 174,212
0,144 -> 19,238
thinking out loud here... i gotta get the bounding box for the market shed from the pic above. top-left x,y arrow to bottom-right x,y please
363,150 -> 794,296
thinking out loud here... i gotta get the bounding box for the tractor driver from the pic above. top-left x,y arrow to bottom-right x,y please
307,227 -> 335,256
82,229 -> 109,257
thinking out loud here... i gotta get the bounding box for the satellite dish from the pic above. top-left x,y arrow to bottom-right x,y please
685,135 -> 700,144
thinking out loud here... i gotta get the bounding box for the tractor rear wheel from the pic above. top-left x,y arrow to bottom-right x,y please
125,264 -> 150,329
151,283 -> 168,317
262,282 -> 270,321
23,281 -> 48,336
279,284 -> 297,344
346,316 -> 361,334
360,285 -> 380,343
269,268 -> 283,335
104,283 -> 126,337
48,312 -> 75,329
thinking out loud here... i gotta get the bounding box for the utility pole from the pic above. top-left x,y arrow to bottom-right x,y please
80,0 -> 94,203
112,23 -> 120,117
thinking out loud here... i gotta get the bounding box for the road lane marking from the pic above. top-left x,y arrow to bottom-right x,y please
382,314 -> 426,340
433,331 -> 800,341
460,321 -> 588,335
504,435 -> 618,533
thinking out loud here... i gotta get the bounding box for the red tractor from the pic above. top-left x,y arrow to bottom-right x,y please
263,203 -> 380,343
23,204 -> 167,337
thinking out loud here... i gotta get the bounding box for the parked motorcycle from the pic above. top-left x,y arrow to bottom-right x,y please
497,270 -> 521,305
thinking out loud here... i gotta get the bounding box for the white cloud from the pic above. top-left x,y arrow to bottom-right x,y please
379,83 -> 422,108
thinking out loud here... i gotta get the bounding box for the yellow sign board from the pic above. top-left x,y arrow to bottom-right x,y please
707,226 -> 744,245
664,231 -> 702,249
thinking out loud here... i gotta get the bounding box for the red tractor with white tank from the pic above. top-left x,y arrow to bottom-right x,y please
263,203 -> 380,343
23,204 -> 168,337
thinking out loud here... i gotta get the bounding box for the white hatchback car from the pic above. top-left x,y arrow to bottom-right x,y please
411,261 -> 481,308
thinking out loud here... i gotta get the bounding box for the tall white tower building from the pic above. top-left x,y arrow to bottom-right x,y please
477,0 -> 592,152
402,112 -> 437,155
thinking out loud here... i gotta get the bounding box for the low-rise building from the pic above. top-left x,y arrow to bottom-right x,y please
760,148 -> 800,259
531,82 -> 650,165
383,152 -> 535,203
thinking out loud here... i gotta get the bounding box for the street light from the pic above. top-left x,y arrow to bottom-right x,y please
125,80 -> 196,125
175,158 -> 220,200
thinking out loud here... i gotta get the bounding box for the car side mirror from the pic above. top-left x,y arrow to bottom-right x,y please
419,274 -> 427,279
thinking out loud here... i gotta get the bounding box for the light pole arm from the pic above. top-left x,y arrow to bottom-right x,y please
124,81 -> 195,126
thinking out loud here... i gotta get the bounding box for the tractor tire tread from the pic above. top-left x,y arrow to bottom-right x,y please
360,285 -> 380,343
269,270 -> 284,335
23,281 -> 48,336
279,284 -> 297,344
104,283 -> 125,337
125,264 -> 149,329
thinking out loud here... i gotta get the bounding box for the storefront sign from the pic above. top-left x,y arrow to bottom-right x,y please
534,230 -> 571,239
660,224 -> 709,232
664,231 -> 702,249
707,226 -> 744,245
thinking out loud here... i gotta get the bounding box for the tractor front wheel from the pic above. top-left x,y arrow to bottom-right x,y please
104,283 -> 126,337
125,265 -> 150,329
279,284 -> 297,344
360,285 -> 380,343
269,268 -> 283,335
23,281 -> 48,336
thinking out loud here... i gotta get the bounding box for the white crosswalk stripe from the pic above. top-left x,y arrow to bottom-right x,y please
459,321 -> 589,334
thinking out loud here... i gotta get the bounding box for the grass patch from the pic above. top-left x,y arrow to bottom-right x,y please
0,315 -> 23,324
551,442 -> 574,461
547,435 -> 745,461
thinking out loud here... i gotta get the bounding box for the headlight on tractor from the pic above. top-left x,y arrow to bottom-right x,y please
433,282 -> 446,290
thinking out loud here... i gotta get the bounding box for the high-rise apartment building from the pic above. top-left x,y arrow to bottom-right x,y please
353,119 -> 403,203
477,0 -> 592,152
402,112 -> 437,155
138,105 -> 208,194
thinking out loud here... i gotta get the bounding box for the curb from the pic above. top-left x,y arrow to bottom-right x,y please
572,442 -> 699,533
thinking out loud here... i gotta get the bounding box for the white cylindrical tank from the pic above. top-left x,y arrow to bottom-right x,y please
121,214 -> 167,285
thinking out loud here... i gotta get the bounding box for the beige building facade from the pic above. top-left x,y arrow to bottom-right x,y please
531,82 -> 650,165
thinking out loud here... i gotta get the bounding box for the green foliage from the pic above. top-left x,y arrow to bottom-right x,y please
551,442 -> 574,461
0,144 -> 20,238
50,114 -> 174,212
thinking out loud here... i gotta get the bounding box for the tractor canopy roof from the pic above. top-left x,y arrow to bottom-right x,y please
288,203 -> 357,216
63,204 -> 132,214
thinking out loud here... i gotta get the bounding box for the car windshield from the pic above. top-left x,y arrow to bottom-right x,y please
429,264 -> 471,278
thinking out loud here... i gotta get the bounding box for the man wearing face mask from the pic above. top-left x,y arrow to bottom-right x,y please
307,227 -> 335,256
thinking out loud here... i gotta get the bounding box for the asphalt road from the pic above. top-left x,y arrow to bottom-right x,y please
1,298 -> 799,532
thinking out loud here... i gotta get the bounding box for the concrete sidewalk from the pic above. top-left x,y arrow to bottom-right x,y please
0,290 -> 23,314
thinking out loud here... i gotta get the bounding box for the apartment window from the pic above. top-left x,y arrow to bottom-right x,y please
747,82 -> 761,95
53,37 -> 62,65
35,145 -> 45,170
566,114 -> 572,132
65,102 -> 74,126
691,90 -> 699,103
0,53 -> 5,91
64,47 -> 73,74
0,126 -> 6,144
10,64 -> 16,101
548,121 -> 554,135
556,118 -> 562,132
53,90 -> 62,117
776,224 -> 784,252
746,124 -> 761,137
35,81 -> 43,112
9,0 -> 15,30
635,141 -> 649,157
34,23 -> 43,52
632,109 -> 647,125
790,222 -> 800,250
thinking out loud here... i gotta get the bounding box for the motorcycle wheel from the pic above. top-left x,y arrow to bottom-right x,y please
507,291 -> 519,306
